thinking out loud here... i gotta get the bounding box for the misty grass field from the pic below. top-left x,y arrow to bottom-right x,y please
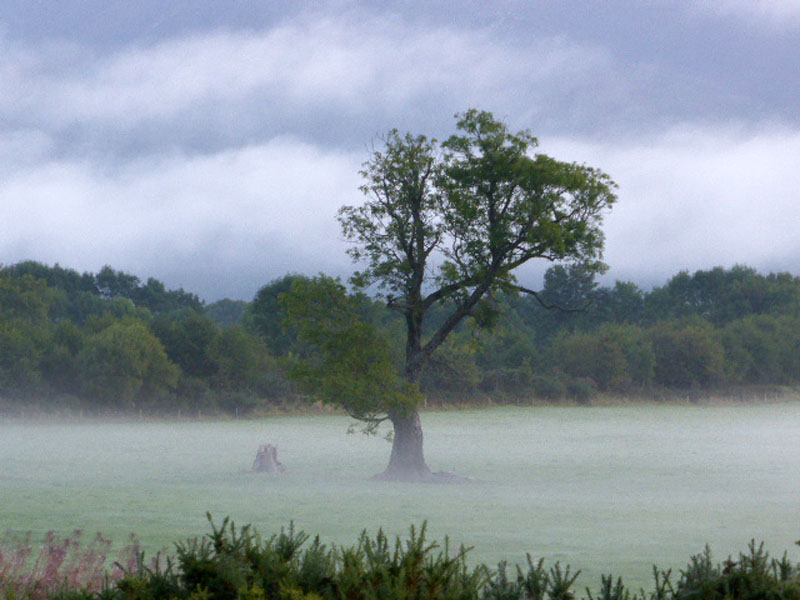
2,403 -> 799,590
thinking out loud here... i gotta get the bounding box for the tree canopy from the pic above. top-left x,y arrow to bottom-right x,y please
281,275 -> 417,429
340,109 -> 617,382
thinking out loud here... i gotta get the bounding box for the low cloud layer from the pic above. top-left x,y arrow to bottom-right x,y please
2,4 -> 798,300
1,138 -> 361,298
551,125 -> 800,286
4,123 -> 798,299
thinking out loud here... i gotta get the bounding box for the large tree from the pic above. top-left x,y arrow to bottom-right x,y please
311,110 -> 617,480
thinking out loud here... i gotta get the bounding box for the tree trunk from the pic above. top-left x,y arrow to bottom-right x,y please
375,345 -> 433,482
377,410 -> 432,481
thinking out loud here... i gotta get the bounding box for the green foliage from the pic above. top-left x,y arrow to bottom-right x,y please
77,320 -> 179,408
536,264 -> 602,336
6,255 -> 800,414
11,518 -> 799,600
555,331 -> 628,392
672,541 -> 800,600
644,266 -> 800,326
247,275 -> 308,356
0,321 -> 45,396
5,261 -> 202,323
719,315 -> 800,385
39,321 -> 86,395
593,282 -> 647,327
534,374 -> 568,401
554,324 -> 654,392
281,275 -> 420,423
5,261 -> 96,297
565,378 -> 596,404
0,262 -> 295,414
151,312 -> 220,379
0,272 -> 58,323
472,305 -> 539,397
420,336 -> 481,395
439,110 -> 615,290
648,321 -> 726,389
170,516 -> 488,600
130,277 -> 203,315
114,550 -> 183,600
209,326 -> 288,407
340,109 -> 616,385
205,299 -> 249,330
484,556 -> 585,600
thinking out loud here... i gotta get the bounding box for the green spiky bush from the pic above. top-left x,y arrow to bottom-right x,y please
3,517 -> 799,600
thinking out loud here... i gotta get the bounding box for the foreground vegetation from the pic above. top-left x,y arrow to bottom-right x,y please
2,261 -> 800,416
1,516 -> 798,600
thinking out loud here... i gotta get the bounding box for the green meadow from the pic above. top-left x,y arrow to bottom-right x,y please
2,403 -> 798,590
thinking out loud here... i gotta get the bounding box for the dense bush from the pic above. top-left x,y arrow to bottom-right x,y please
648,320 -> 726,389
2,518 -> 799,600
720,315 -> 800,385
77,320 -> 180,408
554,329 -> 630,391
533,373 -> 568,401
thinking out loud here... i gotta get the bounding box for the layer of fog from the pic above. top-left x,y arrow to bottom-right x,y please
2,403 -> 799,590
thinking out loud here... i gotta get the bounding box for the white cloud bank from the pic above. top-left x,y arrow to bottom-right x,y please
0,138 -> 362,298
550,125 -> 800,286
4,122 -> 799,299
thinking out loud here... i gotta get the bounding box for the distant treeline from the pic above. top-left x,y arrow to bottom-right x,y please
2,260 -> 799,414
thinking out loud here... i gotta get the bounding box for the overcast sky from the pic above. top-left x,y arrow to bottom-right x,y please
2,1 -> 799,301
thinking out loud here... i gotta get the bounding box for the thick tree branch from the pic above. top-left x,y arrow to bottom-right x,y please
510,283 -> 593,312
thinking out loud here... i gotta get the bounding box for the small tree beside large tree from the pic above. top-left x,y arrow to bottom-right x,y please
285,109 -> 617,481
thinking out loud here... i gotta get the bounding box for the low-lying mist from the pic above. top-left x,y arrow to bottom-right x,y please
2,402 -> 798,590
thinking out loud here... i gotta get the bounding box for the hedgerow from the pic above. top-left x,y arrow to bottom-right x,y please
1,517 -> 798,600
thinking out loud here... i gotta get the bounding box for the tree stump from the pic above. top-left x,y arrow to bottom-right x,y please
252,444 -> 285,473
